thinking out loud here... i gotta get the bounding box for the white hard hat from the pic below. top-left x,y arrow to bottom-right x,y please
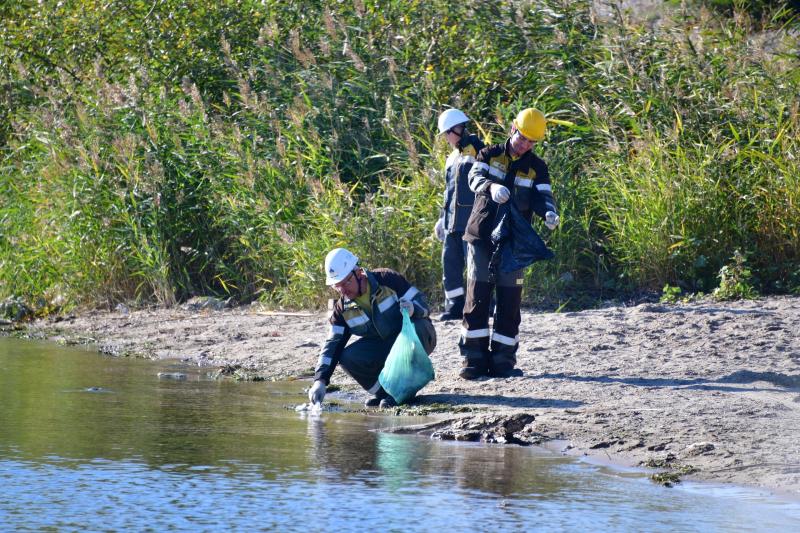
437,108 -> 469,134
324,248 -> 359,285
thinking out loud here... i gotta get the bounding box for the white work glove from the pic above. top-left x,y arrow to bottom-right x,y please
308,380 -> 326,405
434,218 -> 446,242
489,183 -> 510,204
545,211 -> 560,230
399,300 -> 415,317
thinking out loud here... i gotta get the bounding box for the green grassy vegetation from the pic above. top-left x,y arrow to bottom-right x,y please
1,0 -> 798,313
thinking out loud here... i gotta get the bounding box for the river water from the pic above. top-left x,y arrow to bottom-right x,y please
1,337 -> 798,531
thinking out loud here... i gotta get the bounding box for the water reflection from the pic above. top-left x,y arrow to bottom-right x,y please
301,410 -> 573,499
1,337 -> 799,532
0,338 -> 313,475
305,414 -> 381,479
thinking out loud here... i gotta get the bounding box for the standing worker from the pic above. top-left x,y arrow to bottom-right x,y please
308,248 -> 437,408
433,109 -> 485,320
459,108 -> 559,379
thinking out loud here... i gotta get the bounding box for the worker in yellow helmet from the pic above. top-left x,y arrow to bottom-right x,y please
458,108 -> 559,379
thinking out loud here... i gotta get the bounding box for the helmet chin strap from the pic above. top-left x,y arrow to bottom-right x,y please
354,269 -> 366,297
451,125 -> 468,149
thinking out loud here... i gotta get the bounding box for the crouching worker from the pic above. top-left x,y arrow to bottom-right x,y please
308,248 -> 437,409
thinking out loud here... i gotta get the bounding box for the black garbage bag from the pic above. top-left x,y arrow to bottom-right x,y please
490,203 -> 555,274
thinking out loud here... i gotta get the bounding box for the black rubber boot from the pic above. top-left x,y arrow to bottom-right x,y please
458,336 -> 490,380
459,364 -> 489,380
438,296 -> 465,321
379,397 -> 397,408
364,387 -> 389,407
490,365 -> 523,378
458,352 -> 490,380
489,343 -> 522,378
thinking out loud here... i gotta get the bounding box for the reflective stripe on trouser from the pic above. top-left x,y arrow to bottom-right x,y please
491,330 -> 519,371
338,318 -> 437,393
442,231 -> 467,309
462,242 -> 523,368
458,332 -> 489,368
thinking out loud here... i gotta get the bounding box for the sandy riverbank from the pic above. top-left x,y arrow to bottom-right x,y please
21,295 -> 800,495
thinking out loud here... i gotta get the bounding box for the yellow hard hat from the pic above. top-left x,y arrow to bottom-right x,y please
513,108 -> 546,141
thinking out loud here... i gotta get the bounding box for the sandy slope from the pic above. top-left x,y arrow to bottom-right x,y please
25,296 -> 800,495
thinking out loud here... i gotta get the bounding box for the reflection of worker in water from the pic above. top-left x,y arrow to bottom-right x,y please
303,413 -> 569,499
375,433 -> 429,489
308,248 -> 437,408
304,419 -> 424,487
304,414 -> 382,478
433,440 -> 570,499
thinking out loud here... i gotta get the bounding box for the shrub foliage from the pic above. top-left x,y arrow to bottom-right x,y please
1,0 -> 798,310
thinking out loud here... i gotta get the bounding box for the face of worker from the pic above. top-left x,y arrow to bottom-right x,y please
445,124 -> 464,148
509,128 -> 535,157
332,269 -> 362,299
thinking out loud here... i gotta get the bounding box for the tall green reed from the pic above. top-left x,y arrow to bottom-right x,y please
0,0 -> 797,312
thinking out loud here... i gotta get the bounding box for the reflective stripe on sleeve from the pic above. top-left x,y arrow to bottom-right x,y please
492,332 -> 519,346
472,161 -> 489,173
316,355 -> 332,369
445,287 -> 464,298
401,286 -> 419,301
377,294 -> 397,313
536,183 -> 552,192
345,314 -> 370,328
326,325 -> 345,339
488,166 -> 505,179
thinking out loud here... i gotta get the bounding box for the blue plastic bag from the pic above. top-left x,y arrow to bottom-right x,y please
490,203 -> 554,274
378,309 -> 435,404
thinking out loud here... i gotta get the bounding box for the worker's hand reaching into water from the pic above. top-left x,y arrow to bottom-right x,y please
308,380 -> 326,405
